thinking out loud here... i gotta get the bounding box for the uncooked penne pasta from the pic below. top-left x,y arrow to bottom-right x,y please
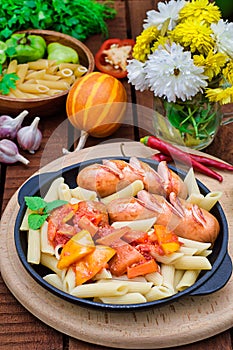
35,79 -> 70,90
7,59 -> 17,73
28,59 -> 50,70
24,69 -> 46,80
101,180 -> 144,205
16,63 -> 29,83
17,83 -> 50,94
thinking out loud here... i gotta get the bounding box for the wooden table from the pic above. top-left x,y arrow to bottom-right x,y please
0,1 -> 232,349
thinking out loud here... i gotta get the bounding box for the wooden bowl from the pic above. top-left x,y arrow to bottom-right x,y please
0,30 -> 95,117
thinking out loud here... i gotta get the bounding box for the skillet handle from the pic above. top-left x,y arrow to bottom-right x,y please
190,253 -> 232,296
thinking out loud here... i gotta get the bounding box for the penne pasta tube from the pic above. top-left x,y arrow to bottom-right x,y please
57,68 -> 73,77
24,69 -> 46,80
70,281 -> 128,298
28,59 -> 50,70
57,183 -> 72,201
145,271 -> 163,286
184,167 -> 200,196
198,191 -> 223,211
63,267 -> 76,293
175,270 -> 200,291
93,268 -> 112,281
160,264 -> 175,291
17,83 -> 50,94
44,177 -> 65,202
43,273 -> 64,290
9,88 -> 28,99
111,217 -> 156,232
16,63 -> 29,84
178,246 -> 198,256
172,256 -> 212,270
151,251 -> 184,264
40,221 -> 55,255
74,65 -> 88,77
43,73 -> 61,81
111,275 -> 147,283
186,193 -> 204,206
145,285 -> 174,302
35,79 -> 70,90
41,253 -> 66,279
70,186 -> 97,201
173,269 -> 184,289
98,279 -> 153,295
101,180 -> 144,205
178,237 -> 211,254
20,207 -> 32,231
7,59 -> 17,73
98,293 -> 147,305
27,228 -> 41,264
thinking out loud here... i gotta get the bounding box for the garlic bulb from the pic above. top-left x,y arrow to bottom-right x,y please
17,117 -> 42,154
0,110 -> 28,140
0,139 -> 29,165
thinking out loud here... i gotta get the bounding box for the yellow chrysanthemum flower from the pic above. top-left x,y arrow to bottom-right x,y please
206,86 -> 233,105
179,0 -> 221,25
193,51 -> 228,80
170,19 -> 215,55
132,26 -> 159,62
222,61 -> 233,85
151,36 -> 171,51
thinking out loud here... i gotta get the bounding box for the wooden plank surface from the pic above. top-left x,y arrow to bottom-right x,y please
0,1 -> 232,349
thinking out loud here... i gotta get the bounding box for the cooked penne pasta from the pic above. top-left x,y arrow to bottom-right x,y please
145,271 -> 163,286
27,228 -> 41,264
101,180 -> 144,205
40,253 -> 66,279
63,267 -> 76,293
111,217 -> 156,232
175,270 -> 200,291
70,186 -> 97,201
160,264 -> 175,291
43,273 -> 64,290
98,279 -> 153,295
184,167 -> 200,196
178,237 -> 211,254
44,177 -> 64,202
93,268 -> 112,280
70,281 -> 128,298
20,207 -> 32,231
97,292 -> 147,304
57,183 -> 72,201
198,191 -> 223,211
145,285 -> 174,301
40,221 -> 55,255
172,256 -> 212,270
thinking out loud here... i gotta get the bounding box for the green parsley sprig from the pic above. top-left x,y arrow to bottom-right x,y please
25,196 -> 68,230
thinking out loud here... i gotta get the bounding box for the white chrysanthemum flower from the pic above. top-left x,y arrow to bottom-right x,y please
145,43 -> 208,102
126,59 -> 149,91
211,19 -> 233,58
143,0 -> 187,31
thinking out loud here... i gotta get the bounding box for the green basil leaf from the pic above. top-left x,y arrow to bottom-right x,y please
25,196 -> 47,211
45,199 -> 68,212
28,213 -> 48,230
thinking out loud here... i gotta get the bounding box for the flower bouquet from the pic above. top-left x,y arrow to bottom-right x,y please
127,0 -> 233,149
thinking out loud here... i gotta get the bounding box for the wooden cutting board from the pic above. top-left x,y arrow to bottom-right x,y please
0,141 -> 232,349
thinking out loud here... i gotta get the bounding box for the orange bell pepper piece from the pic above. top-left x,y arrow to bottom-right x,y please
75,245 -> 116,285
57,230 -> 95,269
127,259 -> 158,279
153,224 -> 181,255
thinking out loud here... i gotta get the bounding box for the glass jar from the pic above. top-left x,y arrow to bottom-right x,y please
153,94 -> 224,150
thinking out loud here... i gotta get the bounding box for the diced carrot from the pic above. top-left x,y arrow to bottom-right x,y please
127,259 -> 158,279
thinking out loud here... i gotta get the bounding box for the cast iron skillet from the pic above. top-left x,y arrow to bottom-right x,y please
14,157 -> 232,311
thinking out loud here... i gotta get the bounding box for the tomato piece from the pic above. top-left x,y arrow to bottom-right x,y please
75,245 -> 116,285
127,259 -> 158,279
108,242 -> 145,276
57,230 -> 95,269
95,38 -> 135,79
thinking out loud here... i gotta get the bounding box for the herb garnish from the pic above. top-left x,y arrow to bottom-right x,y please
25,196 -> 68,230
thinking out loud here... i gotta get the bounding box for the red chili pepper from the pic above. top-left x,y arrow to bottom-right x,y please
141,136 -> 223,182
152,152 -> 233,171
95,38 -> 135,79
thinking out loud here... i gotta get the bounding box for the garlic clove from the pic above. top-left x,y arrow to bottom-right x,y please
0,109 -> 28,140
0,139 -> 29,165
17,116 -> 42,154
